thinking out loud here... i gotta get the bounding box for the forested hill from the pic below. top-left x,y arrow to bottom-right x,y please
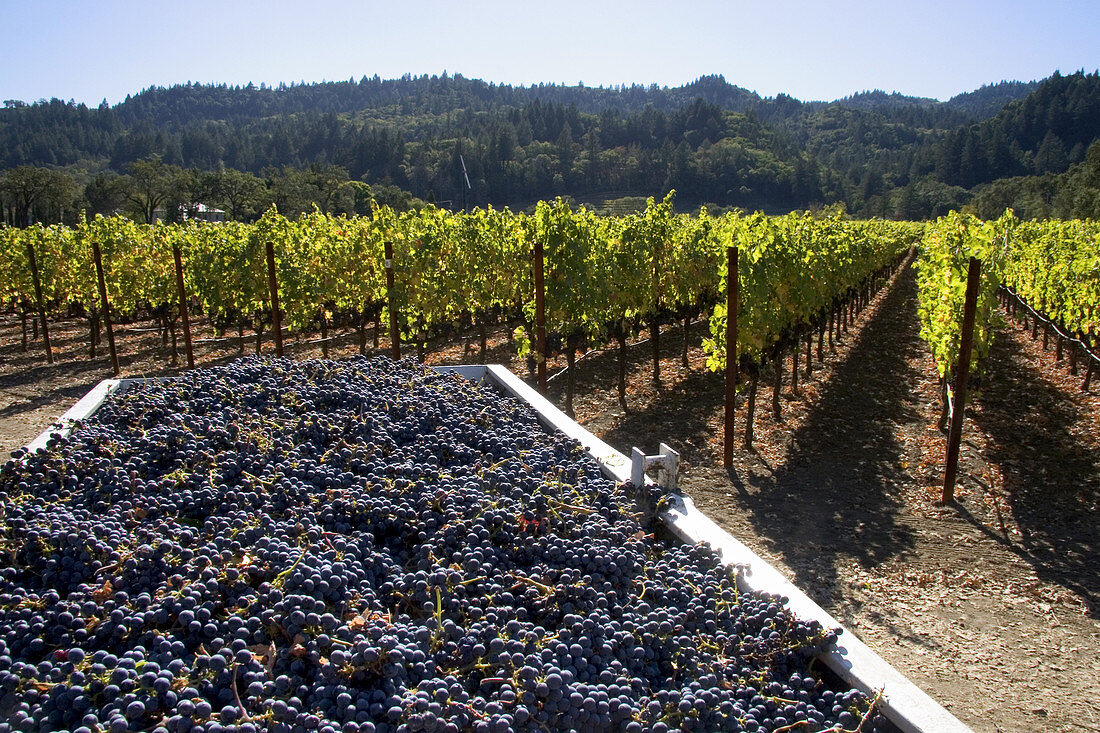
108,74 -> 763,125
832,80 -> 1040,118
0,71 -> 1095,222
944,80 -> 1042,120
927,72 -> 1100,188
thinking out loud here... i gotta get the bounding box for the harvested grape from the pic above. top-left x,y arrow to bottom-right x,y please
0,356 -> 882,732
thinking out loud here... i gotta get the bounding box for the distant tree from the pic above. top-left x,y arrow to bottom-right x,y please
858,165 -> 888,213
308,163 -> 351,213
163,168 -> 199,223
266,167 -> 306,217
357,181 -> 426,213
206,168 -> 267,220
1033,131 -> 1068,174
121,156 -> 187,223
556,122 -> 575,177
1053,140 -> 1100,218
83,172 -> 127,218
0,165 -> 76,225
266,166 -> 350,217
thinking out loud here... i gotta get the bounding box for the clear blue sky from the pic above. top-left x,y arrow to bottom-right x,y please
2,0 -> 1097,106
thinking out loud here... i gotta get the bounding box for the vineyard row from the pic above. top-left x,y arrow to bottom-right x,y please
915,211 -> 1099,386
913,210 -> 1099,501
1,198 -> 917,393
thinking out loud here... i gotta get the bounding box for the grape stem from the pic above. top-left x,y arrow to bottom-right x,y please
231,663 -> 251,721
850,688 -> 884,732
455,576 -> 486,586
546,498 -> 596,514
509,574 -> 554,595
272,549 -> 307,587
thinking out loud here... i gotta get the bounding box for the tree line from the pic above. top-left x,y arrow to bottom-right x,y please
1,71 -> 1097,222
0,159 -> 426,227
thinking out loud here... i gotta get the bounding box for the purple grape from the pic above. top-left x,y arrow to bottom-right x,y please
0,356 -> 881,732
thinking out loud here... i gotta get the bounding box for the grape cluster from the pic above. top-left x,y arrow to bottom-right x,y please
0,357 -> 882,732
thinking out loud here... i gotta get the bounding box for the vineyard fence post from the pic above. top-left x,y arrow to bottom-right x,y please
24,240 -> 53,364
172,242 -> 194,368
651,242 -> 661,386
723,245 -> 738,469
1083,336 -> 1096,392
265,240 -> 284,357
941,256 -> 982,504
91,239 -> 120,376
534,238 -> 548,394
384,240 -> 400,360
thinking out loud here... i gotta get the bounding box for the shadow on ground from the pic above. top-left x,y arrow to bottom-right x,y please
971,330 -> 1100,615
712,267 -> 924,598
585,269 -> 925,605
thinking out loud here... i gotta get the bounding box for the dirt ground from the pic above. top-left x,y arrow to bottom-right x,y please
2,261 -> 1098,732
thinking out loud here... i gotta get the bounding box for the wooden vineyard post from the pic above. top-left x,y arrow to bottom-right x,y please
24,239 -> 53,364
265,240 -> 284,357
1083,336 -> 1096,392
1068,326 -> 1077,375
941,257 -> 982,504
534,237 -> 548,394
723,245 -> 739,470
790,338 -> 800,397
651,241 -> 661,387
91,240 -> 120,376
681,314 -> 690,369
650,311 -> 661,386
172,242 -> 194,368
805,334 -> 812,378
816,318 -> 825,362
384,240 -> 400,360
